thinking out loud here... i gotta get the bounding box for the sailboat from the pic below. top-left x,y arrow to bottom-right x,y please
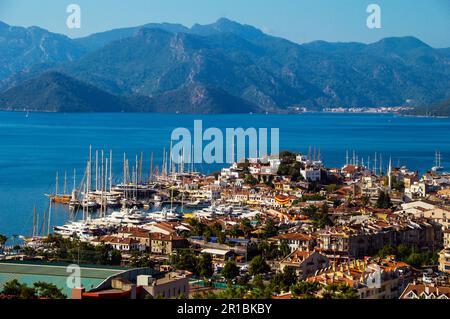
69,169 -> 81,209
79,151 -> 100,211
432,151 -> 444,172
46,171 -> 71,204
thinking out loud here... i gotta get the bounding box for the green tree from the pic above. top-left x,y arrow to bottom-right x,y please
249,255 -> 270,276
245,175 -> 258,186
262,219 -> 278,238
129,252 -> 154,268
42,234 -> 122,265
281,266 -> 297,289
270,266 -> 297,293
333,199 -> 342,208
0,234 -> 8,247
222,260 -> 240,281
291,281 -> 321,299
376,244 -> 438,268
1,280 -> 36,299
33,282 -> 66,299
236,274 -> 250,286
193,284 -> 249,299
279,241 -> 291,258
322,283 -> 358,299
377,245 -> 397,258
258,240 -> 281,260
313,204 -> 332,229
109,249 -> 122,266
188,219 -> 206,236
227,225 -> 243,238
376,191 -> 392,209
170,249 -> 198,274
197,253 -> 214,278
240,219 -> 253,238
251,274 -> 265,290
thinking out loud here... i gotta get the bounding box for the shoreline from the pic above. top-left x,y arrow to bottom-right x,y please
0,109 -> 449,118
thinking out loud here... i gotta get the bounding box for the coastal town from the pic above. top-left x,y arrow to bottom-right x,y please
1,148 -> 450,300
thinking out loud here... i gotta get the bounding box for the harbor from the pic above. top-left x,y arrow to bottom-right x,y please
1,113 -> 450,301
17,142 -> 449,246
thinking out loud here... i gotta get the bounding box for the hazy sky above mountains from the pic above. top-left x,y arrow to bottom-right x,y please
0,0 -> 449,47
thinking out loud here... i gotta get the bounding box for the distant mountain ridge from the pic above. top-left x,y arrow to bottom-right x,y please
0,71 -> 257,114
0,21 -> 87,80
0,72 -> 130,112
0,18 -> 449,113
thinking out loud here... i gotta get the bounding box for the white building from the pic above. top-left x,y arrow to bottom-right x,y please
300,167 -> 322,182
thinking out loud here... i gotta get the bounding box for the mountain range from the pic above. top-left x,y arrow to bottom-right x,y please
0,18 -> 449,114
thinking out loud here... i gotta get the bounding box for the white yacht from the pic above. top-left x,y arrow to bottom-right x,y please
147,207 -> 181,222
185,200 -> 211,209
95,207 -> 148,226
53,221 -> 103,240
82,197 -> 99,210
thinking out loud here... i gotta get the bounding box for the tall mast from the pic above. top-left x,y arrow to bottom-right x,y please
48,198 -> 52,236
169,140 -> 173,175
374,152 -> 378,176
191,144 -> 195,173
123,153 -> 126,184
435,150 -> 438,168
123,154 -> 128,198
73,169 -> 76,191
41,210 -> 46,237
105,158 -> 109,194
388,157 -> 392,192
162,147 -> 166,176
135,154 -> 139,184
32,206 -> 36,237
170,187 -> 174,211
89,145 -> 92,192
86,160 -> 91,195
180,146 -> 185,174
64,171 -> 67,195
101,150 -> 104,191
95,150 -> 99,191
36,213 -> 39,237
231,138 -> 235,164
109,150 -> 113,192
379,154 -> 383,175
55,172 -> 59,196
149,152 -> 154,182
139,152 -> 143,184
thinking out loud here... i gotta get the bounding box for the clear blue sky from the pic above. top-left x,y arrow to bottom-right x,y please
0,0 -> 449,47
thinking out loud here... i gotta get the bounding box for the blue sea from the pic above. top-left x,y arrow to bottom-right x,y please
0,111 -> 449,237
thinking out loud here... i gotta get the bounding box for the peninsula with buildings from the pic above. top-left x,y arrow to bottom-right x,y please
1,148 -> 449,300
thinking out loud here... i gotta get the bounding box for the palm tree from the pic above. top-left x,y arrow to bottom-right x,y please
0,234 -> 8,248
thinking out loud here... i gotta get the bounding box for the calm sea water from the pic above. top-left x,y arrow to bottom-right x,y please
0,111 -> 449,237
